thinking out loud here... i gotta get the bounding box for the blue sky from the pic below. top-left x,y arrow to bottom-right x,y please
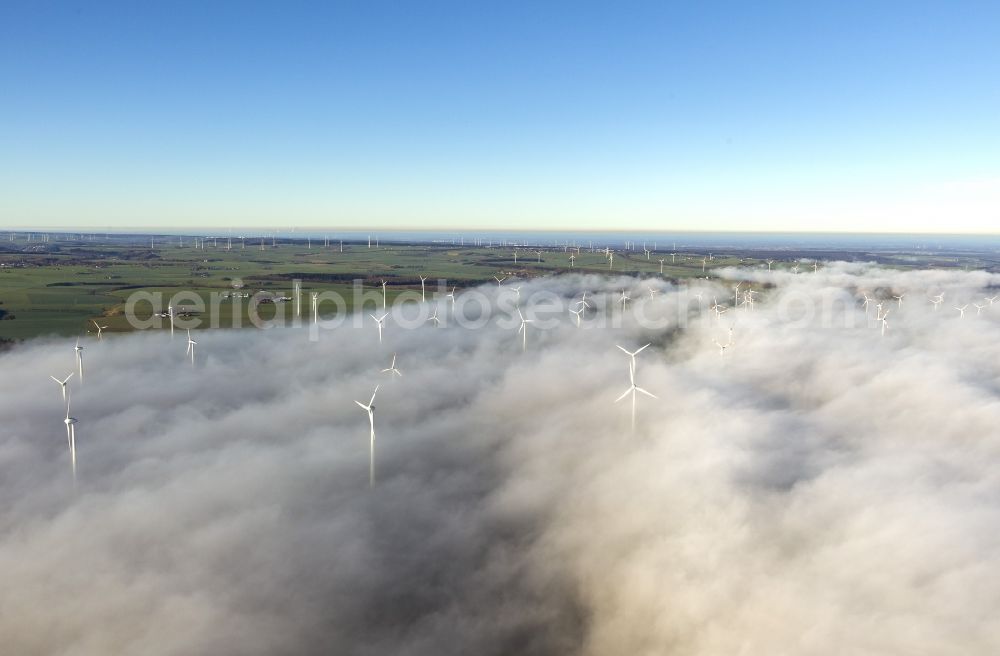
2,1 -> 999,232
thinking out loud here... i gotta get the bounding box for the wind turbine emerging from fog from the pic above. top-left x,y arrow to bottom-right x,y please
893,294 -> 904,308
380,280 -> 388,308
974,302 -> 986,316
428,307 -> 441,326
74,338 -> 85,383
955,305 -> 968,319
186,330 -> 197,365
63,394 -> 78,481
619,290 -> 630,311
50,373 -> 74,402
419,276 -> 428,302
311,292 -> 319,324
930,293 -> 944,310
354,385 -> 379,488
91,320 -> 108,340
617,344 -> 650,373
986,295 -> 998,306
570,306 -> 584,327
576,292 -> 592,309
168,304 -> 175,338
879,309 -> 890,337
615,357 -> 657,432
370,313 -> 388,343
381,353 -> 403,377
516,307 -> 533,351
494,275 -> 507,288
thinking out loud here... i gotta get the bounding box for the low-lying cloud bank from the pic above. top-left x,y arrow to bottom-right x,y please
2,262 -> 1000,655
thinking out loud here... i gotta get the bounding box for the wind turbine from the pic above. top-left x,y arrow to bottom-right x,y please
74,338 -> 85,383
930,294 -> 944,311
766,259 -> 774,271
862,294 -> 873,312
516,307 -> 533,352
186,330 -> 197,365
370,313 -> 388,343
733,281 -> 743,308
428,307 -> 441,326
619,290 -> 630,311
955,305 -> 968,319
616,344 -> 650,373
446,286 -> 456,308
91,319 -> 108,340
648,286 -> 659,300
50,373 -> 74,402
710,298 -> 727,318
879,309 -> 890,337
380,279 -> 388,308
614,358 -> 657,432
569,254 -> 575,267
713,335 -> 734,357
570,306 -> 584,327
893,294 -> 904,308
608,252 -> 614,270
419,276 -> 428,302
702,257 -> 707,272
974,302 -> 986,316
381,353 -> 403,377
575,292 -> 592,309
63,394 -> 78,481
986,295 -> 998,306
494,275 -> 507,288
311,292 -> 319,324
168,304 -> 175,338
354,385 -> 379,488
510,285 -> 522,301
659,258 -> 665,274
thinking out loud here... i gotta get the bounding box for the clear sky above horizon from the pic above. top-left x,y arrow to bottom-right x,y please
2,1 -> 999,233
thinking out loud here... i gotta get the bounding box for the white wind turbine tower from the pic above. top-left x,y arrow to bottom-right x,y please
986,295 -> 998,306
614,354 -> 656,432
516,307 -> 533,351
63,393 -> 78,482
766,259 -> 774,271
381,353 -> 403,377
354,385 -> 379,488
74,338 -> 85,383
494,275 -> 507,288
702,257 -> 707,272
659,258 -> 665,273
186,330 -> 197,365
311,292 -> 319,324
569,254 -> 575,267
570,306 -> 584,327
879,309 -> 890,337
446,286 -> 456,309
294,281 -> 301,318
733,281 -> 743,308
930,294 -> 944,311
419,276 -> 428,302
974,302 -> 986,316
955,304 -> 968,319
370,313 -> 388,343
168,304 -> 175,338
619,290 -> 630,311
608,252 -> 614,270
576,291 -> 592,309
862,294 -> 873,312
380,279 -> 388,308
893,294 -> 904,308
50,373 -> 74,402
91,319 -> 108,340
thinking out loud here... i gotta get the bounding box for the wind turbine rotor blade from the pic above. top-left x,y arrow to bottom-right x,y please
614,388 -> 632,403
635,387 -> 657,399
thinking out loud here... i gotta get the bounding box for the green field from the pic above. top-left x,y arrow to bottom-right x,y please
1,234 -> 994,341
